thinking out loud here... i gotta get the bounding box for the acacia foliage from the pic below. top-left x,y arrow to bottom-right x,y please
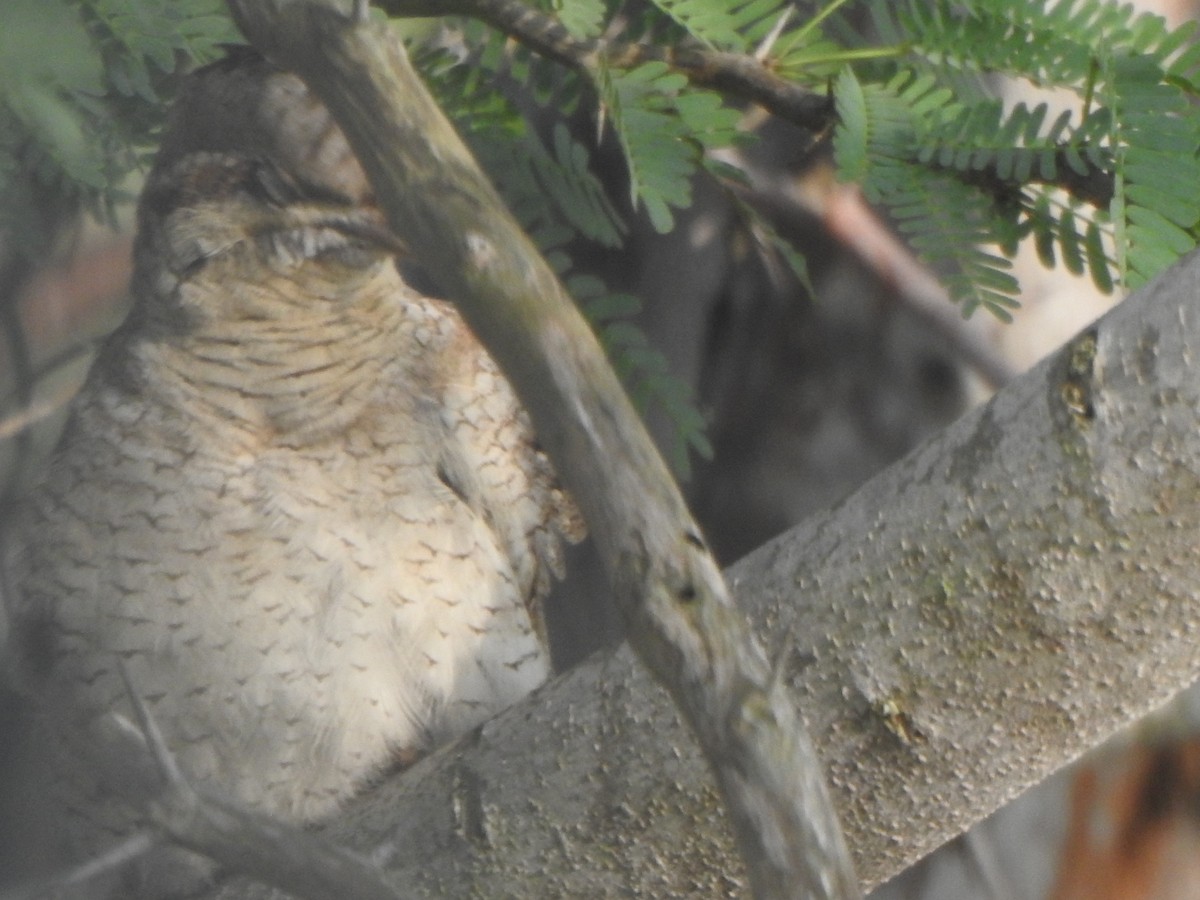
5,0 -> 1200,454
837,1 -> 1200,317
0,0 -> 233,249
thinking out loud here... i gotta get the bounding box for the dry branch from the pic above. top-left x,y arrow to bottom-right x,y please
223,1 -> 861,898
376,0 -> 1116,209
378,0 -> 835,132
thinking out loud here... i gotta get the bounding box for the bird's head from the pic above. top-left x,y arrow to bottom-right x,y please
130,47 -> 406,335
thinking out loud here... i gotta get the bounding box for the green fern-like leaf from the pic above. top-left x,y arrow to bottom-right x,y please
836,69 -> 1021,317
415,25 -> 624,250
1103,53 -> 1200,287
81,0 -> 232,101
415,28 -> 707,473
646,0 -> 789,51
832,67 -> 868,180
873,0 -> 1188,90
842,0 -> 1200,301
552,0 -> 607,39
0,0 -> 236,256
597,61 -> 692,231
596,59 -> 740,232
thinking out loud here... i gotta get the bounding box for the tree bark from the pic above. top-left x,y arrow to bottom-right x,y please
208,246 -> 1200,896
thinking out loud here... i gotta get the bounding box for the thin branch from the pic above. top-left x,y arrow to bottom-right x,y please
712,147 -> 1019,388
377,0 -> 1117,209
963,831 -> 1018,900
0,833 -> 158,900
224,2 -> 862,897
2,674 -> 403,900
0,375 -> 85,442
150,787 -> 403,900
378,0 -> 836,132
0,250 -> 37,507
127,664 -> 403,900
949,149 -> 1114,214
119,661 -> 185,787
818,183 -> 1020,388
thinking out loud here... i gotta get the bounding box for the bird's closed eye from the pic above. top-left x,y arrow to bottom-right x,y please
249,159 -> 359,210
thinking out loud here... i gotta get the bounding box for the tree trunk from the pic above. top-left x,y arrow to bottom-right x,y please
208,245 -> 1200,895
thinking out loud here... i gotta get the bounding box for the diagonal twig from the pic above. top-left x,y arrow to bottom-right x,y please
379,0 -> 835,132
224,2 -> 863,897
116,663 -> 404,900
377,0 -> 1115,209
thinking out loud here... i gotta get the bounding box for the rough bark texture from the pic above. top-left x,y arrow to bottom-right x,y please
207,246 -> 1200,897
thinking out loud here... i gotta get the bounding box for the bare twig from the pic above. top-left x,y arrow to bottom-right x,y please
377,0 -> 1116,209
224,2 -> 863,897
0,833 -> 158,900
817,182 -> 1021,387
116,664 -> 404,900
3,675 -> 402,900
0,376 -> 82,442
379,0 -> 835,132
0,250 -> 37,506
712,147 -> 1020,388
149,788 -> 403,900
963,831 -> 1018,900
118,661 -> 185,787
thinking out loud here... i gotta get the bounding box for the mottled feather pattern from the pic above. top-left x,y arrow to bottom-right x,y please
4,47 -> 582,896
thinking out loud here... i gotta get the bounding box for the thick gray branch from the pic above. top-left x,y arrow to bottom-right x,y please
208,251 -> 1200,897
223,2 -> 859,898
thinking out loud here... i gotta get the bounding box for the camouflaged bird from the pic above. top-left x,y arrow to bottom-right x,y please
3,46 -> 582,894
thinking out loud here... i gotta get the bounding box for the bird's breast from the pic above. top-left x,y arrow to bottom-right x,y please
23,396 -> 548,823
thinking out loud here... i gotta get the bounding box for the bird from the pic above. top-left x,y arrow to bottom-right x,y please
1,45 -> 583,895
